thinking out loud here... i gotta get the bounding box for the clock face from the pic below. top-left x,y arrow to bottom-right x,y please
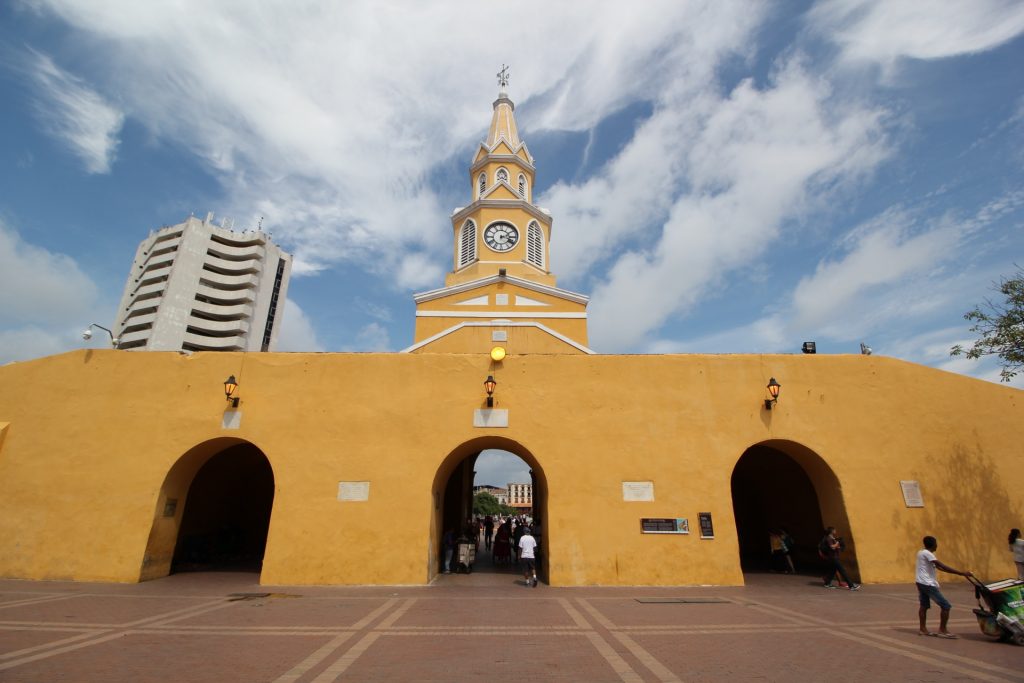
484,222 -> 519,252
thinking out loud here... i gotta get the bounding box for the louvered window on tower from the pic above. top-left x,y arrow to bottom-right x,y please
459,220 -> 477,267
527,221 -> 544,268
478,173 -> 486,197
496,168 -> 508,183
518,174 -> 526,198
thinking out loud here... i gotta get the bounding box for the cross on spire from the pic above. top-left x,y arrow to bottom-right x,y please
497,64 -> 510,89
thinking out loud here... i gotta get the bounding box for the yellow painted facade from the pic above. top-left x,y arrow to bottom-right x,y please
0,85 -> 1020,588
0,350 -> 1020,586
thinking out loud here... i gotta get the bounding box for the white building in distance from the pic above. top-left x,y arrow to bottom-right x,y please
112,214 -> 291,352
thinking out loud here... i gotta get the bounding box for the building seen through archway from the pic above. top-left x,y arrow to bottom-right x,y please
432,440 -> 546,582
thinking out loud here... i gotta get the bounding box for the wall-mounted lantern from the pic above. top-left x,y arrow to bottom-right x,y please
764,377 -> 781,410
484,375 -> 497,407
224,375 -> 240,408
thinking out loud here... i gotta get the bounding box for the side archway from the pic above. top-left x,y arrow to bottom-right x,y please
139,437 -> 275,581
429,436 -> 548,582
730,440 -> 858,579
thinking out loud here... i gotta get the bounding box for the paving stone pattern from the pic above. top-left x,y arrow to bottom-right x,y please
0,572 -> 1021,682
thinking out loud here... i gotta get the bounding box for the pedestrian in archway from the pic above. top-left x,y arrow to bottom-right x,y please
519,526 -> 538,587
442,528 -> 455,574
484,515 -> 494,550
916,535 -> 972,638
820,526 -> 859,590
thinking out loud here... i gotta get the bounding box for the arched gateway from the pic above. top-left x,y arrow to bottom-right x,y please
139,438 -> 275,581
730,439 -> 859,579
430,437 -> 547,582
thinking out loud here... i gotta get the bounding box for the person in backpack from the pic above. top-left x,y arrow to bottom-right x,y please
820,526 -> 859,590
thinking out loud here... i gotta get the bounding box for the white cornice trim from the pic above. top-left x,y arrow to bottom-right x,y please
480,180 -> 522,201
451,200 -> 553,230
470,154 -> 535,174
417,311 -> 587,319
402,320 -> 594,354
476,140 -> 533,164
413,274 -> 589,305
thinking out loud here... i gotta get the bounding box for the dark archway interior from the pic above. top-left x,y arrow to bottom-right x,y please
731,445 -> 826,573
171,444 -> 274,573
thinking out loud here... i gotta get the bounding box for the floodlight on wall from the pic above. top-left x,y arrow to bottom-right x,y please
860,343 -> 872,356
484,375 -> 497,407
802,341 -> 816,354
764,377 -> 781,410
82,323 -> 119,348
224,375 -> 239,408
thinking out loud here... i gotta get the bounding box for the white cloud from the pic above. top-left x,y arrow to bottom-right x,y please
809,0 -> 1024,70
650,192 -> 1023,367
0,221 -> 98,325
0,221 -> 104,363
27,0 -> 762,289
274,299 -> 324,352
561,59 -> 890,350
26,50 -> 124,174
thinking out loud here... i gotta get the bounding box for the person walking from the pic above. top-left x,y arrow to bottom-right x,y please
1009,529 -> 1024,579
519,526 -> 538,587
916,535 -> 972,638
484,515 -> 494,550
442,528 -> 455,574
820,526 -> 859,590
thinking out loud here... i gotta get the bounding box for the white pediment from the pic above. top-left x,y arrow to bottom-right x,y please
454,295 -> 489,306
514,296 -> 549,307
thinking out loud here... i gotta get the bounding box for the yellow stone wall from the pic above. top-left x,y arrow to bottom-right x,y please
0,349 -> 1019,586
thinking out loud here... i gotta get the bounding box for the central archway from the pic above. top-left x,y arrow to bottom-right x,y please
429,437 -> 547,584
730,440 -> 859,580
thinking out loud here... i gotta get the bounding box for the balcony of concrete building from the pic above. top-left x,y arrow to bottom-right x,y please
187,315 -> 250,336
198,272 -> 260,291
202,255 -> 262,277
116,328 -> 151,348
209,231 -> 266,249
196,284 -> 255,307
119,313 -> 156,334
182,330 -> 244,351
207,242 -> 266,262
190,299 -> 252,320
140,251 -> 176,273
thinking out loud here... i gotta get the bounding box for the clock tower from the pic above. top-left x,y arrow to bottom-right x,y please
405,72 -> 591,354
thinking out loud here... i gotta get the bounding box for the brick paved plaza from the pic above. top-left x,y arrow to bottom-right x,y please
1,567 -> 1021,682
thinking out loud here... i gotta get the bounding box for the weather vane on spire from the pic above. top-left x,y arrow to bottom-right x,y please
497,64 -> 510,89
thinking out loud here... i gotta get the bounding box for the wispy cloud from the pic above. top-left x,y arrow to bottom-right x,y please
809,0 -> 1024,72
26,49 -> 124,173
559,58 -> 891,350
650,190 -> 1024,371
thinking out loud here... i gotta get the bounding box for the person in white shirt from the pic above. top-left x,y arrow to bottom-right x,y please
518,526 -> 538,587
916,535 -> 972,639
1008,528 -> 1024,579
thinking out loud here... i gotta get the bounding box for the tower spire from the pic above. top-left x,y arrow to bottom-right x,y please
488,64 -> 519,148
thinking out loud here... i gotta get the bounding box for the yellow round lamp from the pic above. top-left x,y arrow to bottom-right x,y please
490,346 -> 507,362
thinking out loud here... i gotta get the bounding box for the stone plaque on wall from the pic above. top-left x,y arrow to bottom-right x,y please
900,480 -> 924,508
338,481 -> 370,502
622,481 -> 654,502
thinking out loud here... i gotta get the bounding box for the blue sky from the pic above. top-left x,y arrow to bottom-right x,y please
2,0 -> 1023,398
